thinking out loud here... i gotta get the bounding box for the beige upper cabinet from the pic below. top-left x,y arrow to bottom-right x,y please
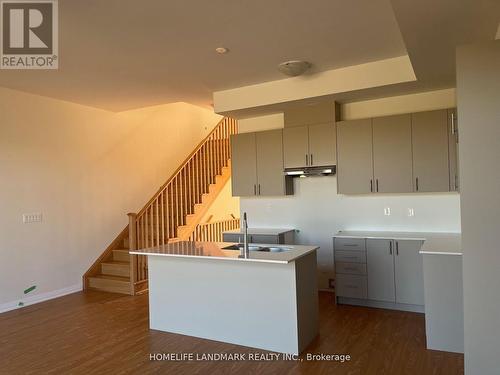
308,122 -> 337,167
372,114 -> 413,193
336,119 -> 374,194
230,133 -> 257,197
283,126 -> 309,168
411,110 -> 450,192
231,130 -> 290,197
255,130 -> 286,196
283,123 -> 336,168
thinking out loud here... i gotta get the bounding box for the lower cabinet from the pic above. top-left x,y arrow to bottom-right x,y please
335,236 -> 424,309
394,240 -> 424,305
367,239 -> 396,302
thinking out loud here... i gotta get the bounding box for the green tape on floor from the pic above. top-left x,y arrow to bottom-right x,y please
24,285 -> 36,294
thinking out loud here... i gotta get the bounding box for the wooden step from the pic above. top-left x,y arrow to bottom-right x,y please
101,261 -> 130,277
88,275 -> 131,295
112,249 -> 130,262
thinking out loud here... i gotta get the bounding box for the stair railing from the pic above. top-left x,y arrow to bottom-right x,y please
188,217 -> 241,242
127,117 -> 237,290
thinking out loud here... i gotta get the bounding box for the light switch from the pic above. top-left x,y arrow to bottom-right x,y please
384,207 -> 391,216
408,208 -> 415,217
23,213 -> 42,223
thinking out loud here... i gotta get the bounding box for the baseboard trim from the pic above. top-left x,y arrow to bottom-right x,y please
337,296 -> 424,313
0,283 -> 82,314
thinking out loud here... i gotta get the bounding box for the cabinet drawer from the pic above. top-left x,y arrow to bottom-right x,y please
223,233 -> 243,243
336,262 -> 367,275
334,237 -> 366,251
336,274 -> 368,299
335,250 -> 366,263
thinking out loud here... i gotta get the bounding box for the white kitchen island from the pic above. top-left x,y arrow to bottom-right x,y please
130,241 -> 319,354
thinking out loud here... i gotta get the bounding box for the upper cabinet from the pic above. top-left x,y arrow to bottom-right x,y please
372,114 -> 413,193
231,130 -> 292,197
308,123 -> 337,167
411,110 -> 450,192
283,123 -> 336,168
283,102 -> 338,169
336,119 -> 373,194
231,132 -> 258,197
283,126 -> 309,168
337,109 -> 458,195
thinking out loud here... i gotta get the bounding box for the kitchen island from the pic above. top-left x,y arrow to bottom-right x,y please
130,241 -> 319,354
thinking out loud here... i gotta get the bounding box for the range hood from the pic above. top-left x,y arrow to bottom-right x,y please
285,165 -> 336,177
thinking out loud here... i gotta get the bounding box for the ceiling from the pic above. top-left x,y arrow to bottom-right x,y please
0,0 -> 497,112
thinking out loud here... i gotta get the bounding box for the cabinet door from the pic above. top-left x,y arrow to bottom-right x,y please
336,119 -> 374,194
283,126 -> 309,168
372,114 -> 413,193
366,239 -> 396,302
230,133 -> 257,196
394,240 -> 424,305
448,109 -> 459,191
411,110 -> 450,192
256,130 -> 285,196
308,122 -> 336,166
250,234 -> 279,244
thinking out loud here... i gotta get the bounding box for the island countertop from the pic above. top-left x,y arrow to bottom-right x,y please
130,241 -> 319,264
334,231 -> 462,256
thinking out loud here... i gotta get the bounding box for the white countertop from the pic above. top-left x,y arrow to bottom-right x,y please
223,228 -> 295,235
130,241 -> 318,264
334,231 -> 462,256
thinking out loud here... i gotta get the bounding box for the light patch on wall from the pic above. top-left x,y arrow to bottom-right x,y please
342,88 -> 456,120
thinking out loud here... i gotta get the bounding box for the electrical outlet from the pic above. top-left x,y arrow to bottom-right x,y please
408,208 -> 415,217
384,207 -> 391,216
23,213 -> 42,223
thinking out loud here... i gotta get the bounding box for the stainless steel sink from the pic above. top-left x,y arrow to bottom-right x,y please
223,244 -> 292,253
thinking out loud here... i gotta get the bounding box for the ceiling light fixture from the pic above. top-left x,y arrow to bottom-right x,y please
215,47 -> 229,54
278,60 -> 311,77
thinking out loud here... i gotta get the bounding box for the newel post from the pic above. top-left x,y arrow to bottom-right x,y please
128,213 -> 137,295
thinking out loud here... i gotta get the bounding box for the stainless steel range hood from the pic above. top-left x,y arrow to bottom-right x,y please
285,165 -> 336,177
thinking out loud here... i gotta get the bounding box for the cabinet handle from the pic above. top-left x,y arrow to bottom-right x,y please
455,174 -> 459,190
416,177 -> 419,191
305,154 -> 309,166
376,179 -> 379,192
396,241 -> 399,255
451,112 -> 456,135
389,241 -> 393,255
258,184 -> 261,195
254,184 -> 257,195
370,179 -> 373,193
310,154 -> 313,166
344,244 -> 358,247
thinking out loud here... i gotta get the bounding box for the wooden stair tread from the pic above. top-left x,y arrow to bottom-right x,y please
89,274 -> 130,282
101,261 -> 129,266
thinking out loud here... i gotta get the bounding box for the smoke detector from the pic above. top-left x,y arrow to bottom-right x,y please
278,60 -> 311,77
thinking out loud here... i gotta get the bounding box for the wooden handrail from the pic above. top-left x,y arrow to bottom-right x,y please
189,217 -> 241,242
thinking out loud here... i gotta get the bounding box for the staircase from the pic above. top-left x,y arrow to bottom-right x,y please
83,117 -> 238,295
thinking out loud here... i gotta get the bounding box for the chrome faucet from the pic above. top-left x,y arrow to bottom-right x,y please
240,212 -> 249,258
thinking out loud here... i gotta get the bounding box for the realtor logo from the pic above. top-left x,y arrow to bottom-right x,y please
1,0 -> 58,69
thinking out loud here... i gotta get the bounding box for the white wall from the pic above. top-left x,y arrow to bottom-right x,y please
457,40 -> 500,375
238,89 -> 461,289
0,87 -> 222,311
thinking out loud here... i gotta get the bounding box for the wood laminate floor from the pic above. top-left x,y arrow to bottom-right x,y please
0,291 -> 463,375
